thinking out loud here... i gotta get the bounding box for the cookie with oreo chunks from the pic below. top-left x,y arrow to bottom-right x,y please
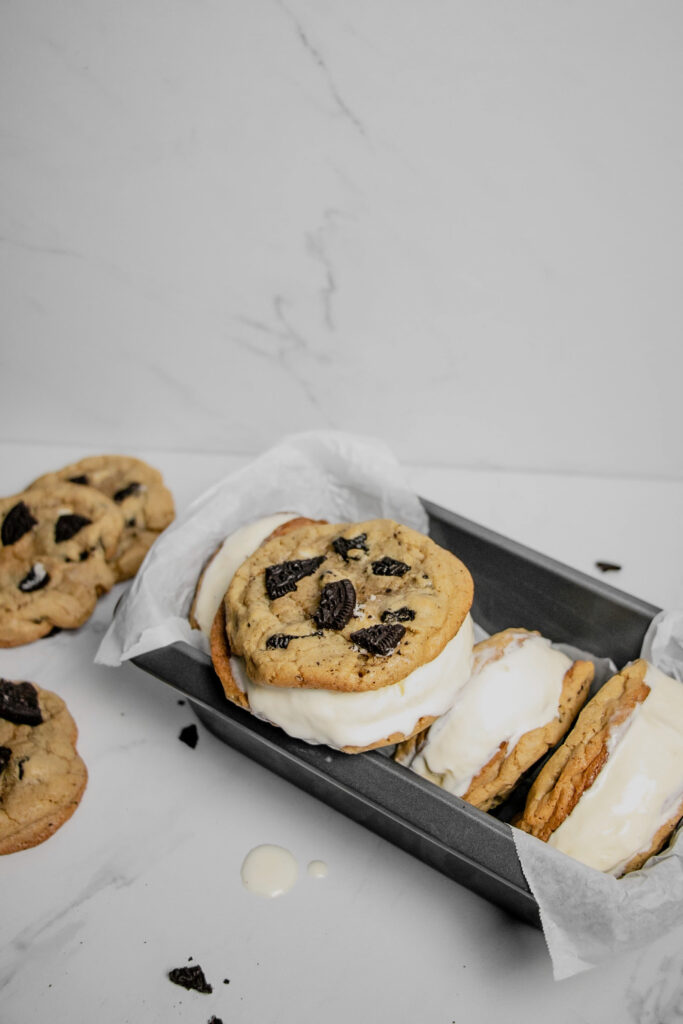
211,518 -> 474,753
0,553 -> 107,647
0,482 -> 123,568
0,679 -> 87,854
29,455 -> 175,580
189,516 -> 325,636
225,519 -> 472,693
0,483 -> 123,646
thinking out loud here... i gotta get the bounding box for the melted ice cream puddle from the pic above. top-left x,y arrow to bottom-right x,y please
240,844 -> 298,898
307,860 -> 328,879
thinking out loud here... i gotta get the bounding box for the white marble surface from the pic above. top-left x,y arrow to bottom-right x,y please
2,1 -> 683,478
1,441 -> 683,1024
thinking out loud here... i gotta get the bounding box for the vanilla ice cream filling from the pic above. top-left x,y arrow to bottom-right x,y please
549,662 -> 683,874
410,633 -> 572,796
230,614 -> 475,750
193,513 -> 298,635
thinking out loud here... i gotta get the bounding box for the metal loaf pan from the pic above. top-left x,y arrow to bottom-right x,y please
131,499 -> 660,927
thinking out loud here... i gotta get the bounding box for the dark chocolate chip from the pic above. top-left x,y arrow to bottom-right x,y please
168,964 -> 212,993
595,560 -> 622,573
1,501 -> 37,546
54,513 -> 92,543
381,607 -> 416,623
371,556 -> 410,577
67,474 -> 89,485
314,578 -> 356,630
179,724 -> 198,748
349,623 -> 405,655
0,680 -> 43,726
332,533 -> 369,562
18,563 -> 51,593
265,556 -> 325,600
113,481 -> 141,503
0,746 -> 11,776
266,631 -> 323,649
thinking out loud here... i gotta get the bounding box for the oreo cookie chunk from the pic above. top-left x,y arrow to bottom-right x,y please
0,680 -> 87,854
211,518 -> 474,753
29,455 -> 175,580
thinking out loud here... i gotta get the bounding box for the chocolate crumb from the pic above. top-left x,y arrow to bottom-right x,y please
67,474 -> 89,485
595,560 -> 622,573
167,964 -> 212,993
179,724 -> 198,748
208,1017 -> 224,1024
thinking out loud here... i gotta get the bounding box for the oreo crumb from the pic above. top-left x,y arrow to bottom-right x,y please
177,699 -> 186,705
113,481 -> 141,503
179,724 -> 199,749
18,562 -> 50,593
266,631 -> 323,650
0,680 -> 43,726
167,964 -> 212,993
1,501 -> 37,546
314,578 -> 356,630
223,978 -> 230,984
0,746 -> 11,776
371,556 -> 410,577
54,513 -> 92,543
349,623 -> 406,656
381,607 -> 416,623
595,560 -> 622,573
67,474 -> 89,485
265,557 -> 325,600
208,1017 -> 224,1024
332,533 -> 369,562
17,755 -> 29,780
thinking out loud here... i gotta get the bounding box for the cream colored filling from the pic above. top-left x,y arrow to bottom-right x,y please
410,632 -> 571,796
193,513 -> 298,635
549,662 -> 683,874
230,614 -> 474,750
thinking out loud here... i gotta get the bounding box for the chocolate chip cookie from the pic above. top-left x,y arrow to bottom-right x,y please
0,679 -> 87,854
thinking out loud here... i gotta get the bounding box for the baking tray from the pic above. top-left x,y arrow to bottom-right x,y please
131,499 -> 661,927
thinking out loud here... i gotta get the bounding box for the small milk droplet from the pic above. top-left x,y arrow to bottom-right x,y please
307,860 -> 328,879
240,844 -> 298,898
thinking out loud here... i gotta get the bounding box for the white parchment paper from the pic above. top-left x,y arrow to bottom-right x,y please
95,430 -> 428,666
96,431 -> 683,981
512,609 -> 683,981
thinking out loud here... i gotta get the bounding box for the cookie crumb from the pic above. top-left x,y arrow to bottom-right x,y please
167,964 -> 212,993
595,560 -> 621,573
178,724 -> 198,748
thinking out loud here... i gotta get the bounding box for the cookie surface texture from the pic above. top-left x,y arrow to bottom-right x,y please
225,518 -> 473,694
0,554 -> 102,647
0,679 -> 87,854
30,455 -> 175,580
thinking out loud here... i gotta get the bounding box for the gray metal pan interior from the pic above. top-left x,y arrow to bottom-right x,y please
131,498 -> 661,928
